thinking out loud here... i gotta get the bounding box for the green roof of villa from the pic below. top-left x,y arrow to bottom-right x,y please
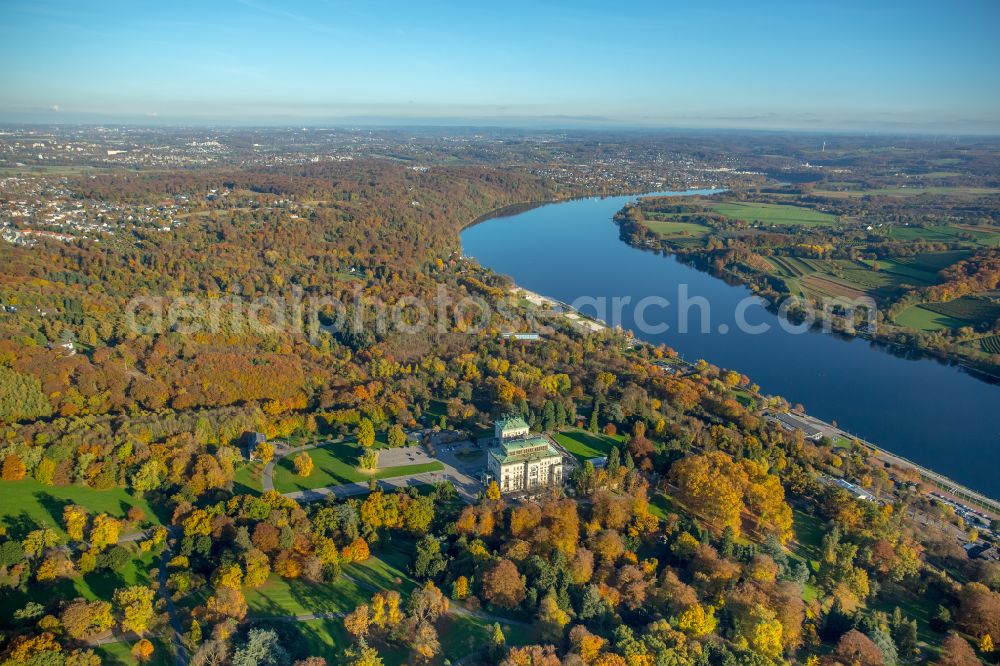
490,434 -> 560,465
496,416 -> 529,431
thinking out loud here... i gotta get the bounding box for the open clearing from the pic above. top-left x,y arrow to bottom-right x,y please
642,213 -> 712,238
895,304 -> 968,331
888,224 -> 1000,247
0,479 -> 163,538
552,427 -> 625,462
709,201 -> 838,226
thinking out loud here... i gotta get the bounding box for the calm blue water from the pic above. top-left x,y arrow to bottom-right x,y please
462,191 -> 1000,497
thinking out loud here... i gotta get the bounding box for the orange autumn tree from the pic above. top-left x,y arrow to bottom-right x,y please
669,451 -> 792,542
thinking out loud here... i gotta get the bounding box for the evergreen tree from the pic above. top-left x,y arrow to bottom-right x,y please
719,526 -> 735,559
542,400 -> 555,432
607,446 -> 621,477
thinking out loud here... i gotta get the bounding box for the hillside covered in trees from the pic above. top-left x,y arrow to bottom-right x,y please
0,156 -> 997,666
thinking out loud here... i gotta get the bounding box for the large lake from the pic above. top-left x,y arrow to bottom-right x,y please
461,191 -> 1000,497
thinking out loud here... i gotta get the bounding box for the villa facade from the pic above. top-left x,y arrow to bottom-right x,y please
487,416 -> 564,494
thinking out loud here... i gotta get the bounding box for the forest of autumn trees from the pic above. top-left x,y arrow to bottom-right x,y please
0,159 -> 997,665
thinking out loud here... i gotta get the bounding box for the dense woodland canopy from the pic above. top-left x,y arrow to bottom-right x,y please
0,151 -> 997,666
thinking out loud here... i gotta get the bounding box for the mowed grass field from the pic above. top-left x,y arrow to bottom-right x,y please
96,638 -> 173,666
641,213 -> 712,238
273,439 -> 443,493
896,297 -> 1000,332
246,572 -> 371,617
895,304 -> 965,331
0,478 -> 163,538
267,605 -> 536,666
552,427 -> 625,462
709,201 -> 838,226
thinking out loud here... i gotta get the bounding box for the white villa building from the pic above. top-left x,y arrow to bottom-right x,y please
487,416 -> 564,494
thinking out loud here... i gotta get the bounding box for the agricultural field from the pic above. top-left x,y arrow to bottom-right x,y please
887,224 -> 1000,247
921,297 -> 1000,327
979,334 -> 1000,354
766,256 -> 942,302
641,213 -> 712,238
708,201 -> 839,227
552,427 -> 626,463
814,186 -> 1000,199
273,440 -> 443,493
894,304 -> 969,332
0,479 -> 163,539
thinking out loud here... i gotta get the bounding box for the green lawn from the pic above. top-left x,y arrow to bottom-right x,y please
246,550 -> 535,665
268,609 -> 534,665
895,303 -> 973,331
275,617 -> 408,666
649,493 -> 678,520
0,479 -> 164,539
789,508 -> 825,568
552,428 -> 625,463
273,440 -> 443,493
347,549 -> 417,597
643,216 -> 712,238
96,637 -> 173,666
438,613 -> 537,660
871,588 -> 941,653
246,573 -> 371,618
233,462 -> 264,495
709,202 -> 838,227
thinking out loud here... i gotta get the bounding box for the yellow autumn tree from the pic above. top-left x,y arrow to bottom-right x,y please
345,604 -> 370,638
677,603 -> 717,638
89,514 -> 122,551
212,562 -> 243,590
113,586 -> 157,634
293,452 -> 314,477
63,505 -> 88,542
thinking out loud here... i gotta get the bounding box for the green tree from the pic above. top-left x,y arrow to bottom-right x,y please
231,628 -> 290,666
0,365 -> 52,423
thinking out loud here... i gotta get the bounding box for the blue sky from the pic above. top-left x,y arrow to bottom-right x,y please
2,0 -> 999,132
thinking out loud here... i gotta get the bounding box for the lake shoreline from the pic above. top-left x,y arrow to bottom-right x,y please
462,191 -> 1000,497
612,197 -> 1000,376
